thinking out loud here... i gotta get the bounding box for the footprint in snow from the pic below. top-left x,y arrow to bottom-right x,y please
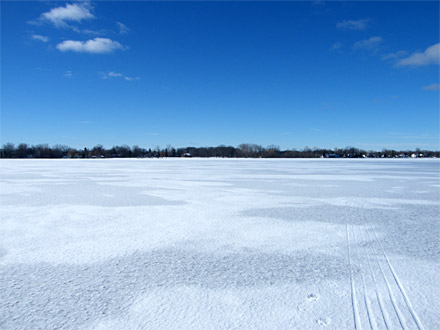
297,302 -> 308,311
335,289 -> 347,298
307,293 -> 319,301
316,317 -> 331,326
297,293 -> 319,311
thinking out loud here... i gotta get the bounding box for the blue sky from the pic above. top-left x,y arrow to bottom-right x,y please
1,1 -> 439,150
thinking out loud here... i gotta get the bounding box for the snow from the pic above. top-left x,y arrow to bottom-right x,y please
0,158 -> 439,329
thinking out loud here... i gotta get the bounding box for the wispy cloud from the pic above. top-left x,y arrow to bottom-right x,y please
396,43 -> 440,67
422,83 -> 440,91
381,50 -> 407,61
70,26 -> 106,36
116,22 -> 129,35
337,19 -> 370,31
39,3 -> 94,28
330,42 -> 342,52
32,34 -> 49,42
63,70 -> 73,78
311,0 -> 329,15
100,71 -> 140,81
57,38 -> 124,54
108,72 -> 123,77
353,36 -> 382,53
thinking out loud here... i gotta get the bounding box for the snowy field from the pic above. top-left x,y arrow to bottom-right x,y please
1,158 -> 439,330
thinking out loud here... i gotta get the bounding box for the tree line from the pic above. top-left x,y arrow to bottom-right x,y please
1,142 -> 438,159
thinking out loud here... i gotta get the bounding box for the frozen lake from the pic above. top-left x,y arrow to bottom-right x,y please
1,158 -> 439,329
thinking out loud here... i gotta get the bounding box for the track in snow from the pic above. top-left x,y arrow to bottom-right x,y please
346,223 -> 425,330
346,223 -> 362,330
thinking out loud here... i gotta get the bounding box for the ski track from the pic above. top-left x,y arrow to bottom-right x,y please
368,227 -> 409,330
346,223 -> 362,330
345,217 -> 426,329
372,227 -> 426,330
353,225 -> 377,330
358,226 -> 391,330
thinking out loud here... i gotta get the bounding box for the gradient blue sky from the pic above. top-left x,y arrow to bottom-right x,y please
1,1 -> 439,150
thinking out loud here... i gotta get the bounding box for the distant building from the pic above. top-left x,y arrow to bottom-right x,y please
326,153 -> 340,158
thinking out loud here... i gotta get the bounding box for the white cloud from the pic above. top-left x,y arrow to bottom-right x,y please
337,19 -> 370,31
41,3 -> 94,28
353,36 -> 382,52
422,83 -> 440,91
57,38 -> 124,54
32,34 -> 49,42
64,70 -> 73,78
108,72 -> 123,77
381,50 -> 407,61
397,43 -> 440,67
116,22 -> 129,35
100,72 -> 140,81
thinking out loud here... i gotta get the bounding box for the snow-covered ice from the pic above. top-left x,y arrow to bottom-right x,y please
0,158 -> 439,329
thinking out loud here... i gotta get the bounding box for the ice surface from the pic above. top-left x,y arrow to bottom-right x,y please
0,158 -> 439,329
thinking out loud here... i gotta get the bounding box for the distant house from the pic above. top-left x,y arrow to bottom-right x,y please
326,153 -> 340,158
